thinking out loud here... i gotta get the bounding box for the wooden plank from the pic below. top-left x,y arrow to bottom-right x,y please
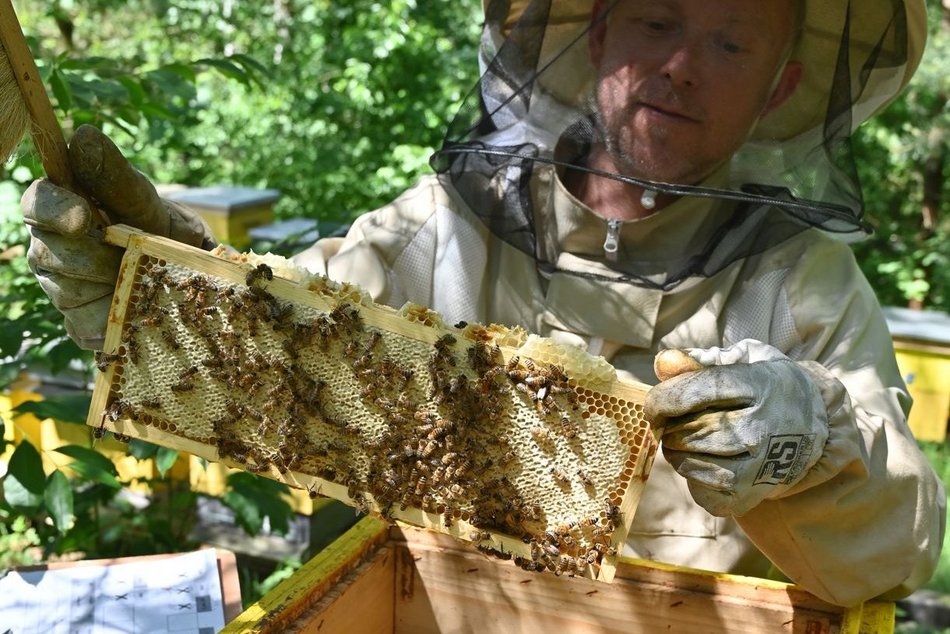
290,547 -> 394,634
385,526 -> 855,634
221,516 -> 389,633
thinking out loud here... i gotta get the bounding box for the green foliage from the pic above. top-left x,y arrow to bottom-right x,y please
238,557 -> 303,609
222,471 -> 294,537
919,441 -> 950,594
852,0 -> 950,311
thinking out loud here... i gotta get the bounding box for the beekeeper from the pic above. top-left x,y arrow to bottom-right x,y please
22,0 -> 944,607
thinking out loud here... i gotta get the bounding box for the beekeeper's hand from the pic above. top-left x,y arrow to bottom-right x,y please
645,340 -> 832,517
22,124 -> 215,350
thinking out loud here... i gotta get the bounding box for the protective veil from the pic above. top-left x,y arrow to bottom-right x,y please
430,0 -> 925,290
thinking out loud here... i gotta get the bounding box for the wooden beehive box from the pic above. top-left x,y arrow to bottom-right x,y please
222,516 -> 895,634
88,225 -> 659,582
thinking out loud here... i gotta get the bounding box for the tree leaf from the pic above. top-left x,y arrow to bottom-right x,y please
3,441 -> 46,512
0,317 -> 25,357
14,393 -> 92,425
54,445 -> 121,489
155,447 -> 179,478
44,470 -> 75,534
127,438 -> 159,461
195,58 -> 250,84
221,488 -> 263,535
49,69 -> 73,111
223,472 -> 292,536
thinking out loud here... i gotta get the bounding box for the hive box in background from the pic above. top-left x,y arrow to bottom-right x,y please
167,186 -> 280,249
883,307 -> 950,442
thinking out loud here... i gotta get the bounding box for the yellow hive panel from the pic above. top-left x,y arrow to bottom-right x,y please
88,226 -> 658,583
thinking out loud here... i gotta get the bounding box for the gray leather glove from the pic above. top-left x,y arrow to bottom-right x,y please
22,125 -> 215,350
645,339 -> 830,517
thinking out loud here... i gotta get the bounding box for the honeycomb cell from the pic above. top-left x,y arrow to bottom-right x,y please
97,248 -> 656,577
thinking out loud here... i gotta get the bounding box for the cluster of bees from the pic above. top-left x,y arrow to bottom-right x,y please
98,257 -> 630,578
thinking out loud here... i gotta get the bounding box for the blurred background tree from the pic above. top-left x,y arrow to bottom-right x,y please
851,0 -> 950,311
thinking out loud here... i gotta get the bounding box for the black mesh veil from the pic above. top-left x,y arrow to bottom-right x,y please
430,0 -> 924,290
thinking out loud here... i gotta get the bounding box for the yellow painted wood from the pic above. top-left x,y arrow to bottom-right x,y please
195,205 -> 273,250
862,602 -> 896,634
1,372 -> 188,492
894,346 -> 950,442
222,515 -> 389,633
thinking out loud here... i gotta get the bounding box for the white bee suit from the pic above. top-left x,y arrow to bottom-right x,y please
294,166 -> 945,608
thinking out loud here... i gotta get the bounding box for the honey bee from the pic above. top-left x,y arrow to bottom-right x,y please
442,508 -> 454,528
160,329 -> 180,350
245,263 -> 274,287
591,526 -> 611,543
555,555 -> 577,577
576,469 -> 594,487
352,493 -> 372,515
586,549 -> 600,565
522,502 -> 542,521
551,467 -> 570,484
593,542 -> 618,556
138,308 -> 167,328
181,365 -> 200,379
467,341 -> 498,373
94,351 -> 122,372
559,414 -> 578,439
451,459 -> 471,479
113,433 -> 131,444
448,374 -> 469,395
530,426 -> 551,444
107,399 -> 133,422
434,334 -> 456,354
126,338 -> 140,364
413,476 -> 428,497
171,379 -> 195,393
140,398 -> 162,410
605,500 -> 622,526
329,303 -> 363,334
267,300 -> 294,323
420,439 -> 439,459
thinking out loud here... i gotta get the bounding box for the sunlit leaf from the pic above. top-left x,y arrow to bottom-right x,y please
14,394 -> 92,425
49,69 -> 73,111
128,438 -> 160,461
155,447 -> 179,478
3,441 -> 46,512
55,445 -> 121,489
44,470 -> 75,534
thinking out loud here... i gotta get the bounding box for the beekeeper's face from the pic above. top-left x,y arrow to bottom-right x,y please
589,0 -> 803,186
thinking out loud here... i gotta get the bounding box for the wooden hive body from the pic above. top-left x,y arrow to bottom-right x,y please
88,226 -> 659,582
224,517 -> 895,634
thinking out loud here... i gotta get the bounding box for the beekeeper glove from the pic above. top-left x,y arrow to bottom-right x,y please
645,339 -> 831,517
22,124 -> 215,350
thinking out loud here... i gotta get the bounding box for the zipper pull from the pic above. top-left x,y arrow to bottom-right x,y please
603,218 -> 622,262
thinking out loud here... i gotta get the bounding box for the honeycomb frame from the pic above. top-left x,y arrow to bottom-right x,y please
87,225 -> 659,583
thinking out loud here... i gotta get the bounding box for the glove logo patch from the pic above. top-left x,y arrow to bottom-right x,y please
754,434 -> 816,486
